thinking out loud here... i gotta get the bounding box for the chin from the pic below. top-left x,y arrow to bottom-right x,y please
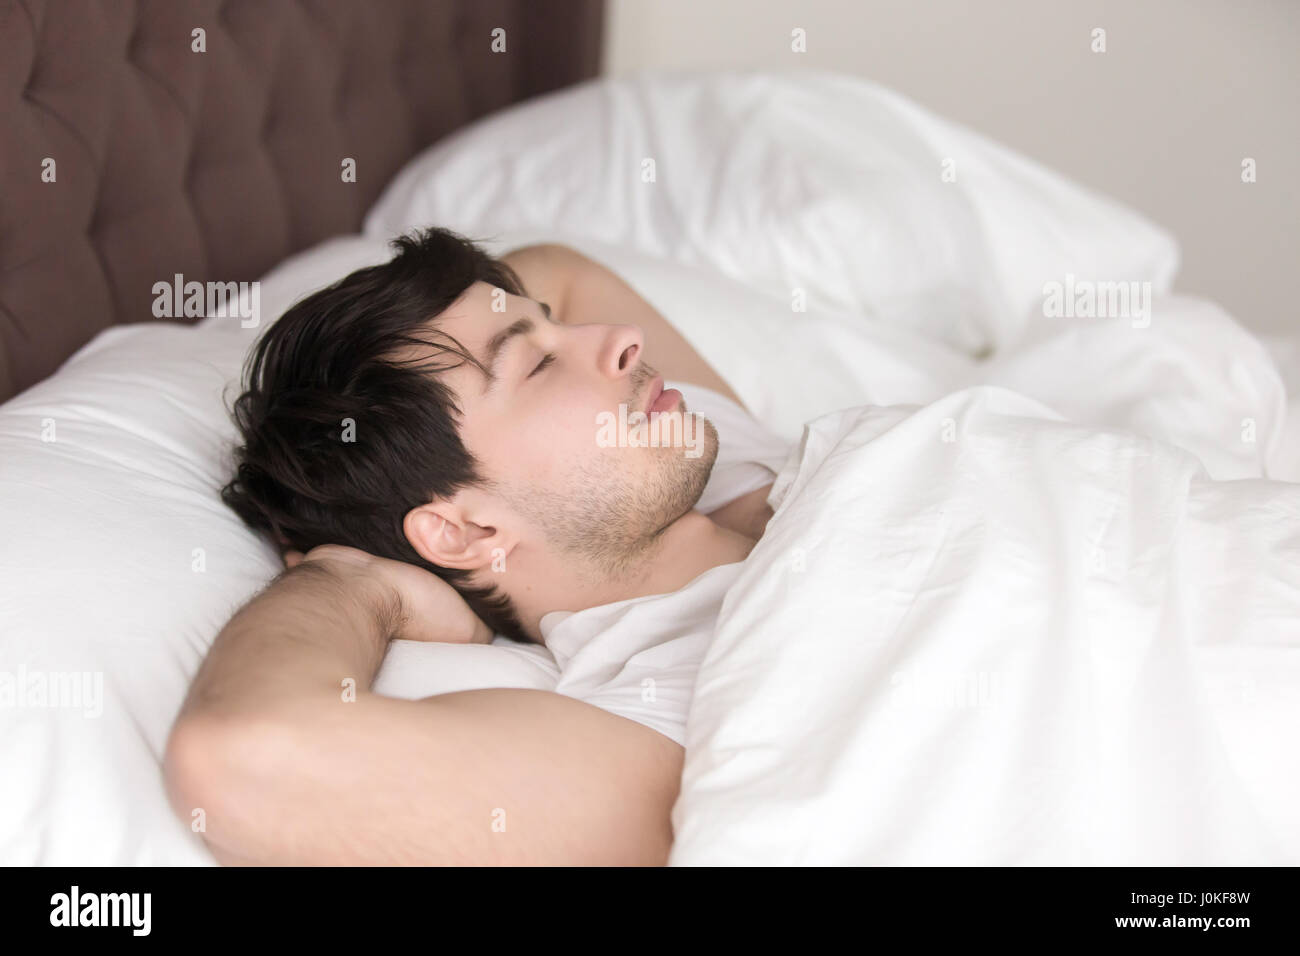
661,414 -> 719,510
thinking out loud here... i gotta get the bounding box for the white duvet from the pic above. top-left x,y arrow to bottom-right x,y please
671,387 -> 1300,865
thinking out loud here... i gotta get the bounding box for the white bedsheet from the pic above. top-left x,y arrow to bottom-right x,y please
670,386 -> 1300,865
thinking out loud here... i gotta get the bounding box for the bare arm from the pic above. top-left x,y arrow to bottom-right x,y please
164,547 -> 684,865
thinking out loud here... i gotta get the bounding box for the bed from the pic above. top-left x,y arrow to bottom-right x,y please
2,2 -> 1297,866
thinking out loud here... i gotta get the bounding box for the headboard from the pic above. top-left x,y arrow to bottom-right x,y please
0,0 -> 604,401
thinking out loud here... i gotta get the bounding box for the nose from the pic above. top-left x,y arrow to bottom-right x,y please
600,324 -> 644,379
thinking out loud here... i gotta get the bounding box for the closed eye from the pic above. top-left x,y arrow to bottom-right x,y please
528,353 -> 556,378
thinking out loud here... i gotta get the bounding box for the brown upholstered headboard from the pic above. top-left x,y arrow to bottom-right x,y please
0,0 -> 604,401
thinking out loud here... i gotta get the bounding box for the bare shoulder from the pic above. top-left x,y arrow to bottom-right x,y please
705,482 -> 775,538
501,243 -> 748,410
499,243 -> 576,312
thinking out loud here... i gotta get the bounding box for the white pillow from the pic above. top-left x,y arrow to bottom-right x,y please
365,70 -> 1180,356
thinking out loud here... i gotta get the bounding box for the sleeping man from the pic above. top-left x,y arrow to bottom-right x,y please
162,227 -> 792,866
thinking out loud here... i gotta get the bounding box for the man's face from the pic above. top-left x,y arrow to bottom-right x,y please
430,281 -> 719,579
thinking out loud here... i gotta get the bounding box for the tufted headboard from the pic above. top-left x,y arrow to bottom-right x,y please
0,0 -> 604,401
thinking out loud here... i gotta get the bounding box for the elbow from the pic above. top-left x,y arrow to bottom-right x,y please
162,715 -> 214,829
162,713 -> 290,866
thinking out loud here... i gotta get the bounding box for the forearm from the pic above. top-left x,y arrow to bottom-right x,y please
164,552 -> 517,864
168,690 -> 468,866
176,562 -> 395,727
165,563 -> 403,863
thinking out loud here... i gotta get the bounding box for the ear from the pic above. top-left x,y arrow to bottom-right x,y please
404,498 -> 507,572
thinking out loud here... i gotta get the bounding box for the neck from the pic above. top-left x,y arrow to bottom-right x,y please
506,510 -> 758,644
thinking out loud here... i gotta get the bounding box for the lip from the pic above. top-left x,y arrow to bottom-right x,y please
644,374 -> 664,415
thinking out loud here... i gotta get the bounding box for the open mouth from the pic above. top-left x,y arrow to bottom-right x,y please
643,374 -> 682,415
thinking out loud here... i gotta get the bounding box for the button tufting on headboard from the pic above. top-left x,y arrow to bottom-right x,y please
0,0 -> 604,401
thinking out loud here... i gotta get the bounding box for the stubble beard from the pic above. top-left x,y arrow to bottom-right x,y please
508,414 -> 720,585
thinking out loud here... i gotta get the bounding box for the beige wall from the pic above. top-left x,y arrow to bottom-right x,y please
604,0 -> 1298,333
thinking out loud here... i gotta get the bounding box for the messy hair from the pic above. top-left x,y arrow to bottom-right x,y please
220,226 -> 533,643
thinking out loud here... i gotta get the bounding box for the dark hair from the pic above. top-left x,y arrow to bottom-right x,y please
220,226 -> 534,642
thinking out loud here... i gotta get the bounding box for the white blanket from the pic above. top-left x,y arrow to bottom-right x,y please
670,386 -> 1300,864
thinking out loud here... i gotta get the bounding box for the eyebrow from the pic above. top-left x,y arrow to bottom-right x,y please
480,301 -> 552,395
